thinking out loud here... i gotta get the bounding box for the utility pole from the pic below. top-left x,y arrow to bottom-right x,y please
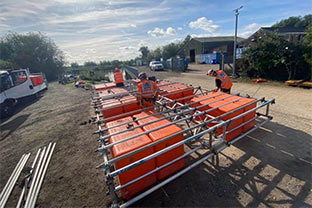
233,5 -> 243,78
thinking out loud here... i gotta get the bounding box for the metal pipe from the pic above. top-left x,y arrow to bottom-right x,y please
96,113 -> 119,206
109,99 -> 274,177
24,146 -> 47,207
0,154 -> 25,201
16,149 -> 41,208
30,143 -> 56,208
26,143 -> 52,208
0,153 -> 30,208
103,97 -> 263,166
115,145 -> 202,192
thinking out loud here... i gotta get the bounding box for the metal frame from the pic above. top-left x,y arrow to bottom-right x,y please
92,82 -> 275,208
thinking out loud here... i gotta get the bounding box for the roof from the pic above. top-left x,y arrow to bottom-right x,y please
261,26 -> 306,34
0,70 -> 9,75
192,36 -> 245,43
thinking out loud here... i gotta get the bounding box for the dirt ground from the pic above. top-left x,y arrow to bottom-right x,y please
0,66 -> 311,207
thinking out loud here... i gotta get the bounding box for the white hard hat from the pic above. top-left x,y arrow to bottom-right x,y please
207,69 -> 216,76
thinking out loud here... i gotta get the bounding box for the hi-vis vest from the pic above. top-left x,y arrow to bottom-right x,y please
137,80 -> 158,99
114,72 -> 124,84
216,70 -> 232,90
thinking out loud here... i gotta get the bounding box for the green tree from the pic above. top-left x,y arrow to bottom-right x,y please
71,62 -> 79,68
273,14 -> 312,28
0,60 -> 18,69
84,61 -> 97,66
0,32 -> 64,80
139,46 -> 149,61
162,43 -> 180,59
242,32 -> 310,81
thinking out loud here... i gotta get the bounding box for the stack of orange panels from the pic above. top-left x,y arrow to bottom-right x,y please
93,82 -> 116,91
106,117 -> 156,200
120,95 -> 140,116
135,111 -> 184,180
100,99 -> 124,122
159,82 -> 194,104
190,92 -> 257,141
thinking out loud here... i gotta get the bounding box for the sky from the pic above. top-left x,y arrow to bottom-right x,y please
0,0 -> 311,64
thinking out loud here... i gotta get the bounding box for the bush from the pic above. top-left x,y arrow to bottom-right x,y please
241,32 -> 310,81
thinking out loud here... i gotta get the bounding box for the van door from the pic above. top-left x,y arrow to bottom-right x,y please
5,70 -> 35,99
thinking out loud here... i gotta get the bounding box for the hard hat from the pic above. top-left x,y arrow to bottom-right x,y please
207,69 -> 216,76
138,72 -> 147,80
115,67 -> 119,72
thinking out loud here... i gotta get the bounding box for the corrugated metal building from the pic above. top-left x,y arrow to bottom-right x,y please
179,36 -> 244,64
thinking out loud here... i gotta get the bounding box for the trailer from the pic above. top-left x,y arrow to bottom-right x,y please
91,80 -> 275,207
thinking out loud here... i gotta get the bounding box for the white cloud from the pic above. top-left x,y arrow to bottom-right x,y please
189,17 -> 220,33
147,27 -> 176,37
177,27 -> 183,31
239,23 -> 259,38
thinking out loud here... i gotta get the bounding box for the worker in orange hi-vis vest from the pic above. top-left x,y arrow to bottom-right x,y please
207,69 -> 232,94
114,68 -> 124,87
136,72 -> 159,108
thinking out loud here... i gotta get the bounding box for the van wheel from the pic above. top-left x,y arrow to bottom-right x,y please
1,101 -> 14,118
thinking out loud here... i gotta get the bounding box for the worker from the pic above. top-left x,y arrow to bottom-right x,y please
136,72 -> 159,108
113,67 -> 124,87
207,69 -> 232,94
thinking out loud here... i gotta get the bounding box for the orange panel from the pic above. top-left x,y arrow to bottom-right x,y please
100,99 -> 124,121
170,83 -> 194,104
135,111 -> 184,180
120,95 -> 140,115
234,98 -> 257,132
190,92 -> 224,121
107,117 -> 156,200
215,101 -> 243,142
94,82 -> 116,91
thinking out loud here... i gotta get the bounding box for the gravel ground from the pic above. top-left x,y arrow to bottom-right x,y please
0,66 -> 311,207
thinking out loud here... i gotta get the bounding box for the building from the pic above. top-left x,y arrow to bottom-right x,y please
239,26 -> 306,48
179,36 -> 245,64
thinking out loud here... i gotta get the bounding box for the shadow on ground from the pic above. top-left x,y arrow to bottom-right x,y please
0,92 -> 45,124
133,120 -> 312,207
0,114 -> 30,141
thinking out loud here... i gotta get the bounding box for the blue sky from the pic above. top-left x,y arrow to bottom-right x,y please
0,0 -> 311,64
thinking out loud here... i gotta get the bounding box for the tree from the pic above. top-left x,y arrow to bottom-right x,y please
242,32 -> 310,81
71,62 -> 79,68
0,32 -> 64,80
272,14 -> 312,28
139,46 -> 149,61
84,61 -> 97,66
0,60 -> 18,69
162,43 -> 180,59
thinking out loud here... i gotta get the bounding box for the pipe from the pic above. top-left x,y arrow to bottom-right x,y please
29,143 -> 56,208
25,143 -> 52,208
0,154 -> 25,201
24,146 -> 47,207
0,153 -> 30,208
16,149 -> 41,208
